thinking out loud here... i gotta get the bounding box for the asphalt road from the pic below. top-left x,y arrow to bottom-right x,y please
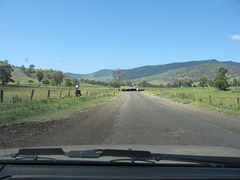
103,92 -> 240,149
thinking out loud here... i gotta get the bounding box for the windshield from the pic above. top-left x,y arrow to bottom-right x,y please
1,0 -> 240,160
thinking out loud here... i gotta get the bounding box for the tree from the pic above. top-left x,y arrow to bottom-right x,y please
36,71 -> 44,83
26,64 -> 35,76
109,80 -> 121,88
20,65 -> 26,72
29,64 -> 35,70
199,76 -> 208,89
42,79 -> 50,86
182,80 -> 193,87
213,67 -> 229,91
51,80 -> 58,86
114,69 -> 126,82
28,79 -> 34,85
208,79 -> 214,87
65,79 -> 72,86
126,81 -> 132,87
52,71 -> 64,86
0,65 -> 15,85
232,78 -> 238,86
72,79 -> 79,86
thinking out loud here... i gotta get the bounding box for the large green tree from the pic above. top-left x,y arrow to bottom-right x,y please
199,76 -> 208,89
0,65 -> 15,85
213,67 -> 229,91
53,71 -> 64,86
65,79 -> 72,86
36,71 -> 44,83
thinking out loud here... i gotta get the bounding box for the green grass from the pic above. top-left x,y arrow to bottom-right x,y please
144,87 -> 240,118
0,84 -> 122,125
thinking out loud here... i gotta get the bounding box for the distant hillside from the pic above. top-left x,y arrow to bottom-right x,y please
65,69 -> 114,82
132,63 -> 240,85
65,60 -> 240,84
0,61 -> 69,85
2,59 -> 240,86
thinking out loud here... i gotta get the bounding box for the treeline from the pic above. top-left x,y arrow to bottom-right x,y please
137,67 -> 240,91
20,64 -> 66,86
80,78 -> 108,86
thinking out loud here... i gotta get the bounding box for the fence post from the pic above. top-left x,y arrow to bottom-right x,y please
237,97 -> 239,106
209,95 -> 211,104
193,93 -> 194,98
68,91 -> 70,97
47,90 -> 50,98
1,90 -> 3,103
86,92 -> 88,96
60,91 -> 62,98
30,90 -> 34,101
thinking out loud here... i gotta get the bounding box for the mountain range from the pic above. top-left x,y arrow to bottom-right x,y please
65,59 -> 240,85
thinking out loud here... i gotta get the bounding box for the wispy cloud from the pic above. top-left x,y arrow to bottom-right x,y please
53,57 -> 61,60
230,35 -> 240,40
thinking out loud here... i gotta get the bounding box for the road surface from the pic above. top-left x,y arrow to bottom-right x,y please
103,92 -> 240,148
1,92 -> 240,149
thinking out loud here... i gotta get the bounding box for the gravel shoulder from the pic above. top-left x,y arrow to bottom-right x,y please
143,92 -> 240,134
0,93 -> 128,149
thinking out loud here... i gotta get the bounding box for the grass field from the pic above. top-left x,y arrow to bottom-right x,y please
0,84 -> 122,125
144,87 -> 240,118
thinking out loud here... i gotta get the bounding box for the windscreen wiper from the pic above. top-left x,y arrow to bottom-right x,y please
2,148 -> 240,167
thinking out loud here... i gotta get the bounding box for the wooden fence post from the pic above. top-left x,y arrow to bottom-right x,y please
30,90 -> 34,101
86,92 -> 88,96
237,97 -> 239,106
47,90 -> 50,98
68,91 -> 70,97
1,90 -> 3,103
60,91 -> 62,98
209,95 -> 211,104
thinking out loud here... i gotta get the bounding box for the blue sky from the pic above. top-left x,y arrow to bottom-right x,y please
0,0 -> 240,74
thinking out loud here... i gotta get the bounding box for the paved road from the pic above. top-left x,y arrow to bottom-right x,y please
103,92 -> 240,149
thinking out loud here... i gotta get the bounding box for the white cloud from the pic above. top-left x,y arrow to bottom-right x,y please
53,57 -> 61,60
230,35 -> 240,40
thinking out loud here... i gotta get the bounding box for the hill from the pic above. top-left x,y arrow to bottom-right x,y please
0,61 -> 69,85
65,60 -> 240,84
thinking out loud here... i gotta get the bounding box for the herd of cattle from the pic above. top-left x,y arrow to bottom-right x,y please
118,88 -> 145,92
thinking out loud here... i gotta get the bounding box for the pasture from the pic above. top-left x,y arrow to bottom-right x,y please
0,84 -> 121,125
144,87 -> 240,118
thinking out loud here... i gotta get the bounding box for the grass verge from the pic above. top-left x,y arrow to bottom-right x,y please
144,87 -> 240,118
0,84 -> 122,125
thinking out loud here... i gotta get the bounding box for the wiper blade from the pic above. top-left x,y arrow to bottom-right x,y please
67,149 -> 152,159
2,148 -> 240,167
152,153 -> 240,167
13,148 -> 65,158
1,148 -> 152,160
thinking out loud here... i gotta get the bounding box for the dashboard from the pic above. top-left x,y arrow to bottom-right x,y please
1,163 -> 240,180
